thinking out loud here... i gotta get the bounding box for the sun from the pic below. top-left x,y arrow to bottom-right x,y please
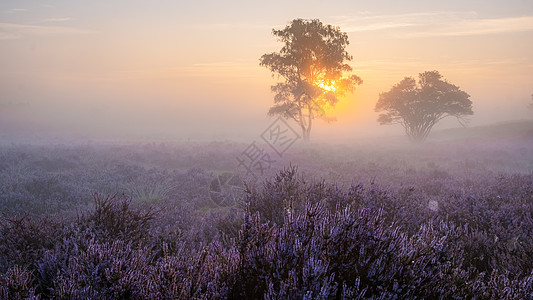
315,80 -> 337,92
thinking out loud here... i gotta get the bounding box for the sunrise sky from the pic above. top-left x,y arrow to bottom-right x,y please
1,0 -> 533,142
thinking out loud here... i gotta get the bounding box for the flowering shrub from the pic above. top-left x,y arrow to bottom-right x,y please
0,143 -> 532,299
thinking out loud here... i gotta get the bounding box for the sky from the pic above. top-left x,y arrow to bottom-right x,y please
1,0 -> 532,142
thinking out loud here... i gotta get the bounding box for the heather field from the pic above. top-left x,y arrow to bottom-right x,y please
1,122 -> 533,299
3,0 -> 533,298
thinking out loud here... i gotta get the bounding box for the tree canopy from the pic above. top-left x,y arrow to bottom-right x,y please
375,71 -> 473,142
260,18 -> 362,141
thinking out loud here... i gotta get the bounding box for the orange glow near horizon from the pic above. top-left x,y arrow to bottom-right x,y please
315,80 -> 337,92
1,1 -> 532,141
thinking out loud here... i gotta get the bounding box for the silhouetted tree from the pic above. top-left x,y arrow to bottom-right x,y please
375,71 -> 473,143
260,19 -> 362,141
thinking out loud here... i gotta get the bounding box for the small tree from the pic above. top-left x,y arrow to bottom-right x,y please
260,19 -> 362,141
375,71 -> 473,142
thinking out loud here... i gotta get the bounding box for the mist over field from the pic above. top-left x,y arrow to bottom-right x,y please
1,0 -> 533,298
1,1 -> 533,143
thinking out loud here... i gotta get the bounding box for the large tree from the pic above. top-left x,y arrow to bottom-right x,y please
260,19 -> 362,141
375,71 -> 473,142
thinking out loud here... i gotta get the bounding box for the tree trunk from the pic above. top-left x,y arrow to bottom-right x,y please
303,103 -> 313,141
302,128 -> 311,141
